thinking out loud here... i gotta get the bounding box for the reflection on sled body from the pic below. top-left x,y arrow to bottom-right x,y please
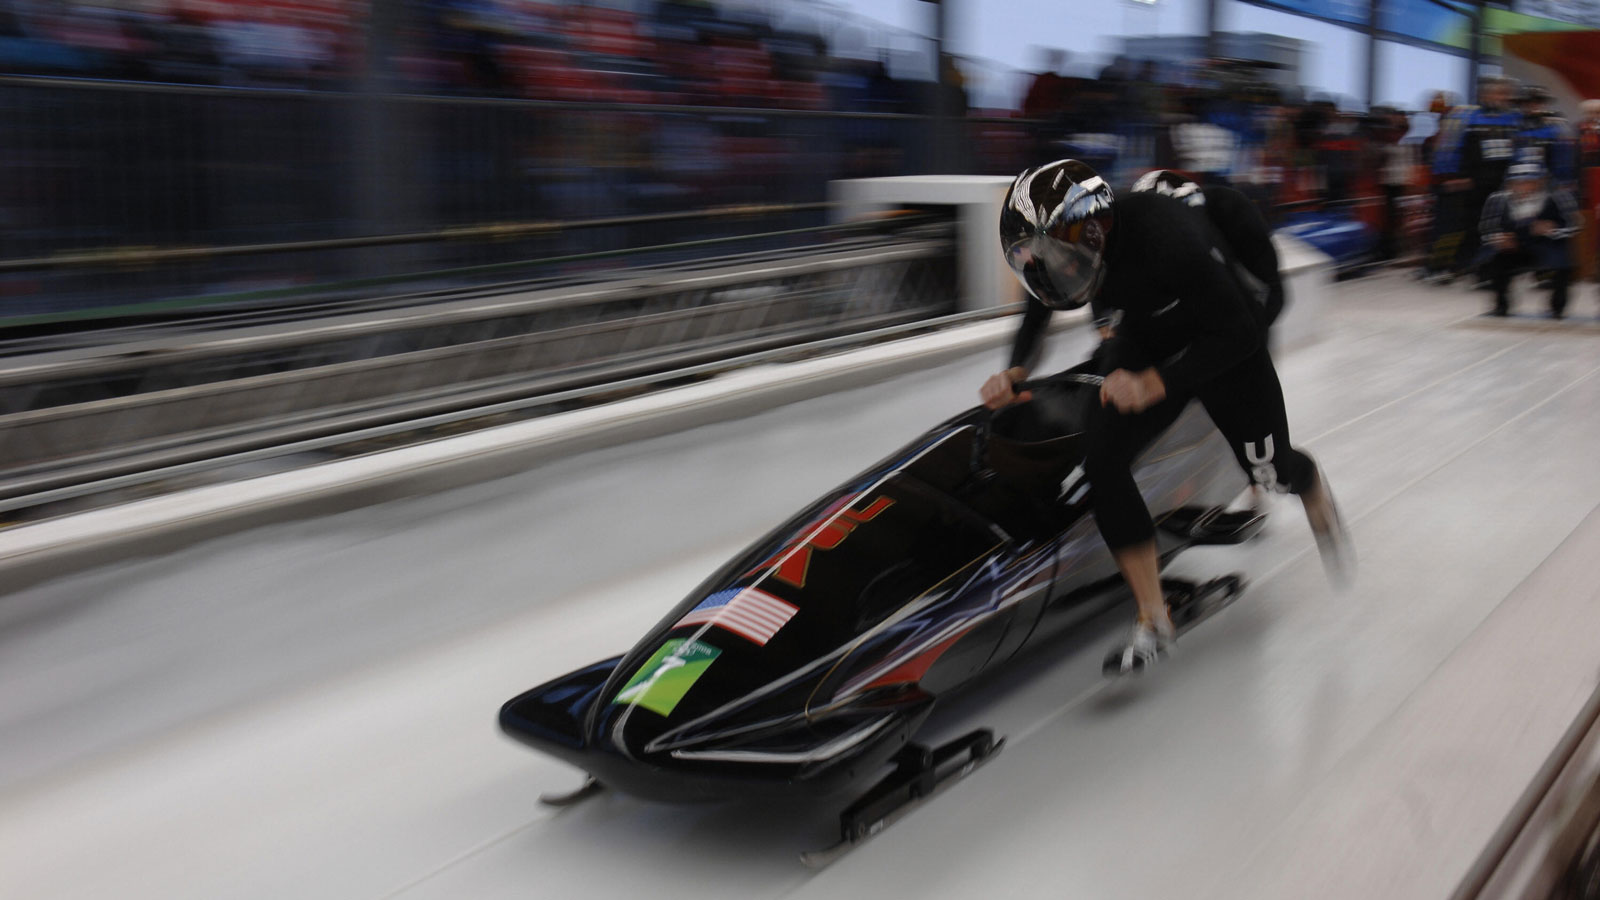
500,378 -> 1254,802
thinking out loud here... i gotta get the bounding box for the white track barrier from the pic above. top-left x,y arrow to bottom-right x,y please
0,314 -> 1080,586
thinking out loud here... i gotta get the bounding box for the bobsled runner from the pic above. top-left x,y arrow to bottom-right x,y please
499,371 -> 1263,863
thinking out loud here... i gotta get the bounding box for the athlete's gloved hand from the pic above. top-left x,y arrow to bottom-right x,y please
980,366 -> 1033,410
1100,368 -> 1166,414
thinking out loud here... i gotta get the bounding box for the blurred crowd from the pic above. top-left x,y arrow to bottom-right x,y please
0,0 -> 1485,223
9,0 -> 1600,321
1018,50 -> 1600,318
0,0 -> 364,85
1017,50 -> 1435,252
0,0 -> 941,113
1417,74 -> 1599,317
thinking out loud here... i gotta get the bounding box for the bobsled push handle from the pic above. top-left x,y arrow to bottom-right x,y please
971,372 -> 1104,475
1013,373 -> 1104,394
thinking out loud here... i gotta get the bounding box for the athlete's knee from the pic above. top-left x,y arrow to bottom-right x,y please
1091,500 -> 1156,551
1236,434 -> 1284,492
1280,449 -> 1317,495
1236,435 -> 1316,494
1083,445 -> 1139,505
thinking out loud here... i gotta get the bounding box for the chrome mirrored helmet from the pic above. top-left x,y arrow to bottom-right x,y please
999,159 -> 1114,311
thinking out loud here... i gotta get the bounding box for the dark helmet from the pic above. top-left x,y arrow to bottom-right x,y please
1506,162 -> 1545,183
1519,83 -> 1555,107
999,159 -> 1114,311
1507,146 -> 1547,182
1131,168 -> 1206,207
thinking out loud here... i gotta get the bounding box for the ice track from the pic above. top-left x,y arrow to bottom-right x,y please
5,272 -> 1600,899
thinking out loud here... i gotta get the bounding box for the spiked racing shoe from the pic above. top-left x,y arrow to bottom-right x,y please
1102,617 -> 1175,676
1102,576 -> 1247,678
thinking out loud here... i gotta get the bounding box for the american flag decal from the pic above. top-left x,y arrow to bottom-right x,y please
676,587 -> 798,647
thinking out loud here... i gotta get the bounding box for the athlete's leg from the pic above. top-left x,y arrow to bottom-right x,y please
1082,390 -> 1190,629
1195,348 -> 1315,495
1196,346 -> 1352,584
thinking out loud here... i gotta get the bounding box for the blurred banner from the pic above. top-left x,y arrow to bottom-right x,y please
1245,0 -> 1368,27
1380,0 -> 1471,49
1243,0 -> 1586,52
1515,0 -> 1600,27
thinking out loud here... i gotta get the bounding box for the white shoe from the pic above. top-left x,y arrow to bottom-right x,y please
1102,618 -> 1176,676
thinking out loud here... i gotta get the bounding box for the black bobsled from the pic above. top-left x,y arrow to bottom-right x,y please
499,371 -> 1263,856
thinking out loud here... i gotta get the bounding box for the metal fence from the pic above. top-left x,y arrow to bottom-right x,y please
0,76 -> 1038,323
0,231 -> 959,500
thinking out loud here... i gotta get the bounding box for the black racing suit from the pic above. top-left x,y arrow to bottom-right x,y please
1084,185 -> 1285,331
1455,106 -> 1524,273
1009,188 -> 1317,550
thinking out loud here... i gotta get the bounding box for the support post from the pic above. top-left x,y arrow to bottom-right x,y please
930,0 -> 961,173
1365,0 -> 1379,109
1467,0 -> 1484,103
1204,0 -> 1219,61
354,0 -> 409,274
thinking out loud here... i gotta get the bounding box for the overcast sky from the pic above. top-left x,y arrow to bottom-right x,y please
829,0 -> 1471,109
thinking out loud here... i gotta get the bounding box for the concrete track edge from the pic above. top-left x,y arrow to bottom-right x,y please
1211,499 -> 1600,900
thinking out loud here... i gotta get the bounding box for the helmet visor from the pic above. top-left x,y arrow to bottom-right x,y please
1005,234 -> 1104,311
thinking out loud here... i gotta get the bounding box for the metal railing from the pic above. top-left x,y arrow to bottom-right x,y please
0,201 -> 842,274
0,304 -> 1016,520
0,228 -> 958,501
0,75 -> 1038,323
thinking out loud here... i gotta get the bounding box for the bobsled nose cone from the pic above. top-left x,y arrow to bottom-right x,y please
499,657 -> 622,764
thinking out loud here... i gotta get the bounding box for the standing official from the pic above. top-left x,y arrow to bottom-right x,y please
1432,76 -> 1524,281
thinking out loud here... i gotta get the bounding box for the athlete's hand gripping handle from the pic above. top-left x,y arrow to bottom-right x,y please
1100,368 -> 1167,414
980,367 -> 1033,410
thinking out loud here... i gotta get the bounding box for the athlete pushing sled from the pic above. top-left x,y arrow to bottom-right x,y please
980,161 -> 1354,675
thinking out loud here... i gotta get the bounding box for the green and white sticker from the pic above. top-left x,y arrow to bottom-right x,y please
612,638 -> 721,717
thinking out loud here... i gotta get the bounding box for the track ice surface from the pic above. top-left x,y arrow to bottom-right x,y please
6,272 -> 1600,899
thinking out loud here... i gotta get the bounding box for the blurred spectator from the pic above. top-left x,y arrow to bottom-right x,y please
1313,102 -> 1365,208
422,0 -> 510,93
156,9 -> 224,85
1578,100 -> 1600,198
1515,83 -> 1580,283
1419,92 -> 1453,171
1577,98 -> 1600,280
831,58 -> 907,178
1479,159 -> 1578,317
1517,84 -> 1577,193
1372,106 -> 1416,261
1419,91 -> 1454,277
1170,93 -> 1239,185
1021,47 -> 1071,165
938,53 -> 968,118
1021,48 -> 1069,121
1247,99 -> 1297,209
1429,76 -> 1523,282
1126,61 -> 1161,126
